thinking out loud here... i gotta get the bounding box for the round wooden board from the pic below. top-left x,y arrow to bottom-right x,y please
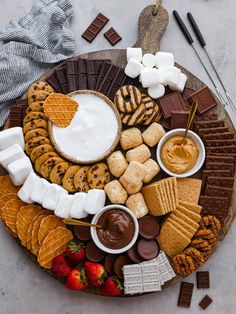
2,4 -> 236,296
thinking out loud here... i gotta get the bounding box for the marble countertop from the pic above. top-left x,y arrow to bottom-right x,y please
0,0 -> 236,313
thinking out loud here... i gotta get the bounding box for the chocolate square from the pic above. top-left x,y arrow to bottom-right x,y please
199,295 -> 213,309
182,87 -> 195,106
104,27 -> 122,46
177,281 -> 194,308
197,271 -> 210,289
171,110 -> 191,129
188,86 -> 217,114
158,92 -> 185,119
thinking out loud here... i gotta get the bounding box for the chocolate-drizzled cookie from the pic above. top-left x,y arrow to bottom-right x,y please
114,85 -> 141,113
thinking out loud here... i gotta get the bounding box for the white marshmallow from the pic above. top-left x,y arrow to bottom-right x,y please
7,156 -> 33,186
55,194 -> 74,219
30,178 -> 50,205
0,144 -> 25,169
163,66 -> 181,87
140,68 -> 160,88
18,172 -> 40,204
127,47 -> 143,62
42,184 -> 68,210
125,58 -> 143,78
156,68 -> 170,86
0,127 -> 24,151
142,53 -> 156,68
83,189 -> 106,215
148,84 -> 165,99
70,192 -> 88,219
169,73 -> 187,92
155,52 -> 175,67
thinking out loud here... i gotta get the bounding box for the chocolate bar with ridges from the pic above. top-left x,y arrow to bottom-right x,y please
86,59 -> 110,90
82,13 -> 109,43
177,282 -> 194,308
66,59 -> 78,92
56,66 -> 68,94
9,99 -> 28,127
77,59 -> 87,90
45,74 -> 62,92
95,61 -> 113,90
104,27 -> 122,46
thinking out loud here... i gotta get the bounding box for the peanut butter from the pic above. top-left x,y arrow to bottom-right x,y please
161,135 -> 199,174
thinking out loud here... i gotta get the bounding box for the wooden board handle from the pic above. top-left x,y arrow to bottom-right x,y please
134,5 -> 169,53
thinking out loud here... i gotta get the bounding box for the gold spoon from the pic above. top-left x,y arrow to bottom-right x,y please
63,218 -> 102,229
181,101 -> 198,145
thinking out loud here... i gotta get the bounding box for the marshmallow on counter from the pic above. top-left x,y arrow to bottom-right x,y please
83,189 -> 106,215
140,68 -> 160,88
162,66 -> 181,87
155,52 -> 174,68
30,178 -> 50,205
42,184 -> 68,211
0,144 -> 25,169
127,47 -> 143,62
169,73 -> 187,93
70,192 -> 88,219
7,156 -> 33,186
0,127 -> 24,151
55,194 -> 74,219
125,58 -> 143,79
142,53 -> 156,68
148,84 -> 165,99
18,172 -> 40,204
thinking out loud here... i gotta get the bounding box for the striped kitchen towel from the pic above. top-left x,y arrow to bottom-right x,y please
0,0 -> 75,126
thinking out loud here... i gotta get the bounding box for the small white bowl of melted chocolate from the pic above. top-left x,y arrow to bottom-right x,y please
91,205 -> 139,254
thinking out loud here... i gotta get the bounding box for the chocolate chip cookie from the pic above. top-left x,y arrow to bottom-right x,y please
74,166 -> 90,192
30,144 -> 54,163
23,119 -> 48,134
23,112 -> 47,125
24,128 -> 49,143
26,101 -> 45,114
87,163 -> 110,189
62,166 -> 81,193
25,136 -> 50,156
35,152 -> 59,173
40,157 -> 64,179
50,161 -> 70,185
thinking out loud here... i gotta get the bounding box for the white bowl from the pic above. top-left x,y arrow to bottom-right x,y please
156,128 -> 205,178
91,205 -> 139,254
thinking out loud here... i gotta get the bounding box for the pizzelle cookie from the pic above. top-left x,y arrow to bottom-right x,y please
26,101 -> 45,114
25,136 -> 50,156
121,103 -> 146,126
40,157 -> 65,179
25,128 -> 49,143
23,112 -> 47,125
74,166 -> 91,192
87,163 -> 110,189
62,165 -> 81,192
114,85 -> 142,113
23,119 -> 48,134
37,215 -> 65,246
30,144 -> 55,163
50,161 -> 70,185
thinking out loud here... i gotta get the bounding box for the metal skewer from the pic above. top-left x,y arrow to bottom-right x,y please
173,10 -> 229,109
187,12 -> 235,111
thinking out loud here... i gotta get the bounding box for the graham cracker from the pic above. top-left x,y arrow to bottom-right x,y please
176,204 -> 201,223
163,181 -> 173,212
168,218 -> 193,239
158,221 -> 190,257
142,184 -> 165,216
177,178 -> 202,204
171,211 -> 199,231
157,183 -> 169,214
179,200 -> 202,214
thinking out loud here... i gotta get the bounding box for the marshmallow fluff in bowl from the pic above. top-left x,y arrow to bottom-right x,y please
50,91 -> 121,163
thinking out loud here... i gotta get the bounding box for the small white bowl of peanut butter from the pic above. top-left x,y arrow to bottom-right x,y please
156,128 -> 205,178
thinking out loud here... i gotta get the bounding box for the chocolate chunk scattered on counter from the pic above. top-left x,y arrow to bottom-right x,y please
82,13 -> 109,43
104,254 -> 117,274
85,241 -> 106,262
137,239 -> 160,261
114,255 -> 131,279
104,27 -> 122,46
199,294 -> 213,309
158,92 -> 185,119
197,271 -> 210,289
177,281 -> 194,308
188,86 -> 217,115
127,244 -> 144,263
138,216 -> 160,239
171,110 -> 191,129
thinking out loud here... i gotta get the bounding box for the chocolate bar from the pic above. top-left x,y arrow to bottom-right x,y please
177,281 -> 194,308
171,110 -> 191,129
77,59 -> 88,90
188,86 -> 217,115
8,99 -> 28,127
45,73 -> 62,93
197,271 -> 210,289
85,59 -> 104,90
95,61 -> 112,90
66,59 -> 78,92
82,13 -> 109,43
104,27 -> 122,46
199,295 -> 213,309
55,66 -> 69,94
182,87 -> 195,106
205,139 -> 236,147
158,92 -> 185,119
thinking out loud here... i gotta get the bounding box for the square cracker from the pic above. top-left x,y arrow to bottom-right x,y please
156,182 -> 169,214
171,211 -> 199,231
179,200 -> 202,214
176,204 -> 201,223
158,222 -> 190,257
168,218 -> 194,239
142,184 -> 165,216
163,181 -> 173,212
177,178 -> 202,204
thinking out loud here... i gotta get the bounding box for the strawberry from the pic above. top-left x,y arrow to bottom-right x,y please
66,268 -> 87,291
65,241 -> 85,266
102,276 -> 123,296
84,262 -> 107,286
51,255 -> 71,277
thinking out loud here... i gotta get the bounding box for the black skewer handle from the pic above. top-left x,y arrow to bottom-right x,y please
173,10 -> 194,45
187,12 -> 206,47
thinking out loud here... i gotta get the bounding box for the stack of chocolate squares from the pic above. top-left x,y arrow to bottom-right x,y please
45,59 -> 133,100
194,115 -> 236,225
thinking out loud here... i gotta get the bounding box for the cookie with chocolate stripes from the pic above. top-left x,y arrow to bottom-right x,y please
121,103 -> 146,126
141,94 -> 155,118
114,85 -> 141,113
